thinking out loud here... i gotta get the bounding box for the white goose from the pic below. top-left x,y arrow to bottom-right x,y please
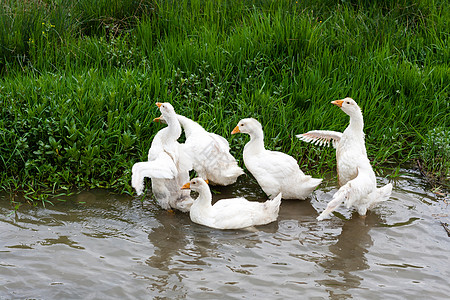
131,102 -> 193,212
181,177 -> 282,229
297,97 -> 392,220
231,118 -> 322,200
156,113 -> 244,185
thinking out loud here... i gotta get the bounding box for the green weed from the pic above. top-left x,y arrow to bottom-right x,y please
419,127 -> 450,185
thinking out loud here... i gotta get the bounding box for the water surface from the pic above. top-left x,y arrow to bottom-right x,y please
1,169 -> 449,299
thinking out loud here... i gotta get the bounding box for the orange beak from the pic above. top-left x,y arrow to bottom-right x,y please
231,126 -> 240,134
331,99 -> 344,107
205,179 -> 209,184
156,102 -> 162,108
153,116 -> 161,122
181,182 -> 190,190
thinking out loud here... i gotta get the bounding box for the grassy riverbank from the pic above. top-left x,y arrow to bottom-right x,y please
1,0 -> 448,204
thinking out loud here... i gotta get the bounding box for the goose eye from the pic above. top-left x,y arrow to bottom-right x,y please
240,123 -> 244,127
346,101 -> 350,104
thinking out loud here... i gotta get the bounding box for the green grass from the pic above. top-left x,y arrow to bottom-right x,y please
0,0 -> 449,204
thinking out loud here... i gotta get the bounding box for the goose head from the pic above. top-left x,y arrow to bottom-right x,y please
156,102 -> 176,119
181,178 -> 209,192
231,118 -> 262,135
331,97 -> 362,117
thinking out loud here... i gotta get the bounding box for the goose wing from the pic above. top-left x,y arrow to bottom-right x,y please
296,130 -> 342,148
131,153 -> 177,195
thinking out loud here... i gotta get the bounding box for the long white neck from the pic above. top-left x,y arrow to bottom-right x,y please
194,186 -> 213,209
349,109 -> 364,131
244,128 -> 265,154
344,109 -> 364,138
176,115 -> 203,138
340,108 -> 366,161
164,114 -> 182,142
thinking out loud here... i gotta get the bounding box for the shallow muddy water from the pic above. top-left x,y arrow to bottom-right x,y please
1,169 -> 449,299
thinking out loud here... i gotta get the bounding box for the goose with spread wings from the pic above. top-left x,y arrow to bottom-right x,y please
297,98 -> 392,220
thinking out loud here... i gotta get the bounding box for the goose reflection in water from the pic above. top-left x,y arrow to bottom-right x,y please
317,211 -> 383,299
143,208 -> 193,298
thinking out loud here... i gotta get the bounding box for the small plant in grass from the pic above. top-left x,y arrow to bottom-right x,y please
420,127 -> 450,186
